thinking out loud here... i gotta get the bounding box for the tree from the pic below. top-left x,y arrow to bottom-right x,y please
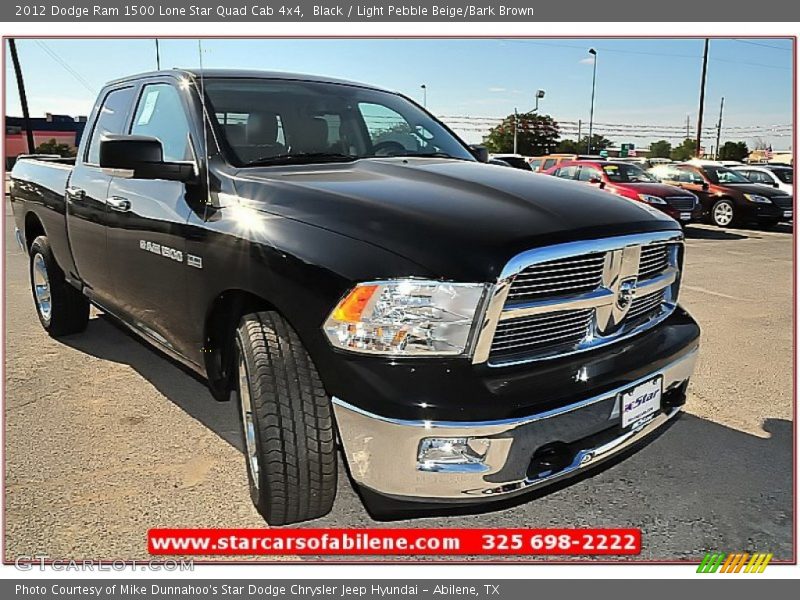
555,138 -> 580,153
483,112 -> 560,156
582,134 -> 613,154
35,138 -> 76,157
670,138 -> 697,162
554,134 -> 612,155
718,141 -> 749,162
649,140 -> 672,159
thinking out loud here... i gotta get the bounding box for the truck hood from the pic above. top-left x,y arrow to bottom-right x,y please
231,158 -> 678,281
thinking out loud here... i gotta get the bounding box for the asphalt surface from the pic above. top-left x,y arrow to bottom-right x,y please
3,198 -> 794,562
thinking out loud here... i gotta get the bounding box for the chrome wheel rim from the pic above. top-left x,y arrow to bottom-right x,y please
32,253 -> 52,324
237,350 -> 260,490
714,202 -> 733,226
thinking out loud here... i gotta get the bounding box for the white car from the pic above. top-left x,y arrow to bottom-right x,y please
731,165 -> 793,196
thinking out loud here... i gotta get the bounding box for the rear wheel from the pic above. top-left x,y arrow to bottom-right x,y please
711,199 -> 737,227
235,311 -> 337,525
29,236 -> 89,336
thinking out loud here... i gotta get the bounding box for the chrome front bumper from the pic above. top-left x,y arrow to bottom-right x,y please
333,349 -> 697,502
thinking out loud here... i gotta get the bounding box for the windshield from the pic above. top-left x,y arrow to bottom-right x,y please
601,163 -> 658,183
702,166 -> 751,184
203,78 -> 475,166
773,169 -> 793,184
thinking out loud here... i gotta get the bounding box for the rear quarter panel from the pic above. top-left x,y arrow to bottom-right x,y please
10,159 -> 77,277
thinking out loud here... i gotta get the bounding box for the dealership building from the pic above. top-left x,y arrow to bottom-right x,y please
4,113 -> 87,168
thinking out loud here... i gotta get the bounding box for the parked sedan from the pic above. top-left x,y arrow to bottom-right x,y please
545,160 -> 702,224
731,165 -> 793,196
649,163 -> 793,228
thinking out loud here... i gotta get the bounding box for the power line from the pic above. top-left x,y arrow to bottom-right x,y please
732,39 -> 794,52
501,38 -> 791,71
34,40 -> 95,94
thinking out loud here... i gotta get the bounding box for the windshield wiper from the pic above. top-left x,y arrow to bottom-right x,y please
243,152 -> 358,167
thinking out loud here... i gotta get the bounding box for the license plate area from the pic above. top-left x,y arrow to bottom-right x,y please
620,376 -> 662,429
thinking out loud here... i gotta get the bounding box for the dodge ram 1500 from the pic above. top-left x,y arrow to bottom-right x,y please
10,69 -> 700,524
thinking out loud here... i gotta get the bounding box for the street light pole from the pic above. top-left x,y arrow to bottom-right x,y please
587,48 -> 597,155
513,107 -> 519,154
420,84 -> 427,108
715,96 -> 725,160
696,38 -> 710,157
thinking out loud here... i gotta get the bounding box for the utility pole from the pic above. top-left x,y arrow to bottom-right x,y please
155,39 -> 161,70
513,107 -> 519,154
587,48 -> 597,154
686,115 -> 690,139
9,39 -> 35,154
714,97 -> 725,160
696,38 -> 710,157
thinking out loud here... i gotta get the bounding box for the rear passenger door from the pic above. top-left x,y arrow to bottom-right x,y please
66,85 -> 136,306
105,80 -> 199,357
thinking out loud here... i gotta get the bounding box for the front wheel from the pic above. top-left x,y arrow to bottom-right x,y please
711,199 -> 737,227
29,236 -> 89,336
235,311 -> 337,525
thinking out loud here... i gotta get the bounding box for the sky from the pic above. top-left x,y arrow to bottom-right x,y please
4,37 -> 794,150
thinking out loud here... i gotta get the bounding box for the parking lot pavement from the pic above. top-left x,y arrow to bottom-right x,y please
3,197 -> 793,562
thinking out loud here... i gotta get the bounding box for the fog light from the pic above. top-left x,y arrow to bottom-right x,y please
417,437 -> 490,471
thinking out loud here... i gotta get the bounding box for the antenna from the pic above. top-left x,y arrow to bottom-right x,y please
197,39 -> 213,209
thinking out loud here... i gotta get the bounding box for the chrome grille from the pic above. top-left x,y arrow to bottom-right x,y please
474,232 -> 683,366
506,253 -> 605,302
665,196 -> 696,211
638,244 -> 669,280
627,289 -> 666,322
771,195 -> 793,210
490,309 -> 593,357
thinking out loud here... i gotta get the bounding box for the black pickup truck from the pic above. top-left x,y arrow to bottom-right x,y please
10,69 -> 700,525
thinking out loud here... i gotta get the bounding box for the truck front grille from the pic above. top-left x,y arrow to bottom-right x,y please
490,309 -> 593,358
665,196 -> 696,211
627,289 -> 666,322
638,243 -> 669,280
475,232 -> 683,366
506,253 -> 605,302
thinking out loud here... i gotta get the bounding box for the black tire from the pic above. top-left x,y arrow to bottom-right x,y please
234,311 -> 337,525
29,236 -> 89,337
711,199 -> 738,228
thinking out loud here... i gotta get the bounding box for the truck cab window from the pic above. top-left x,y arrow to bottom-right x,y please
86,87 -> 135,165
130,84 -> 193,162
359,103 -> 419,152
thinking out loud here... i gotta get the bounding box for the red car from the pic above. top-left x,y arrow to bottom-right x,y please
544,160 -> 703,224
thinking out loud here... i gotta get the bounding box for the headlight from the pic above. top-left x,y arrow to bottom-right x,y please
638,194 -> 667,205
745,194 -> 772,204
323,280 -> 487,356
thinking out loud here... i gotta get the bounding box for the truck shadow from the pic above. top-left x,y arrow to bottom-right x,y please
58,312 -> 794,560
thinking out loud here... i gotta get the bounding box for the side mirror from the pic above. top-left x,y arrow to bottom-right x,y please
589,176 -> 602,185
773,181 -> 780,188
99,135 -> 195,183
469,145 -> 489,163
701,181 -> 710,190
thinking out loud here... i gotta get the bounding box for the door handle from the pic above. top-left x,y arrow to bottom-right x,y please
66,186 -> 85,200
106,196 -> 131,212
